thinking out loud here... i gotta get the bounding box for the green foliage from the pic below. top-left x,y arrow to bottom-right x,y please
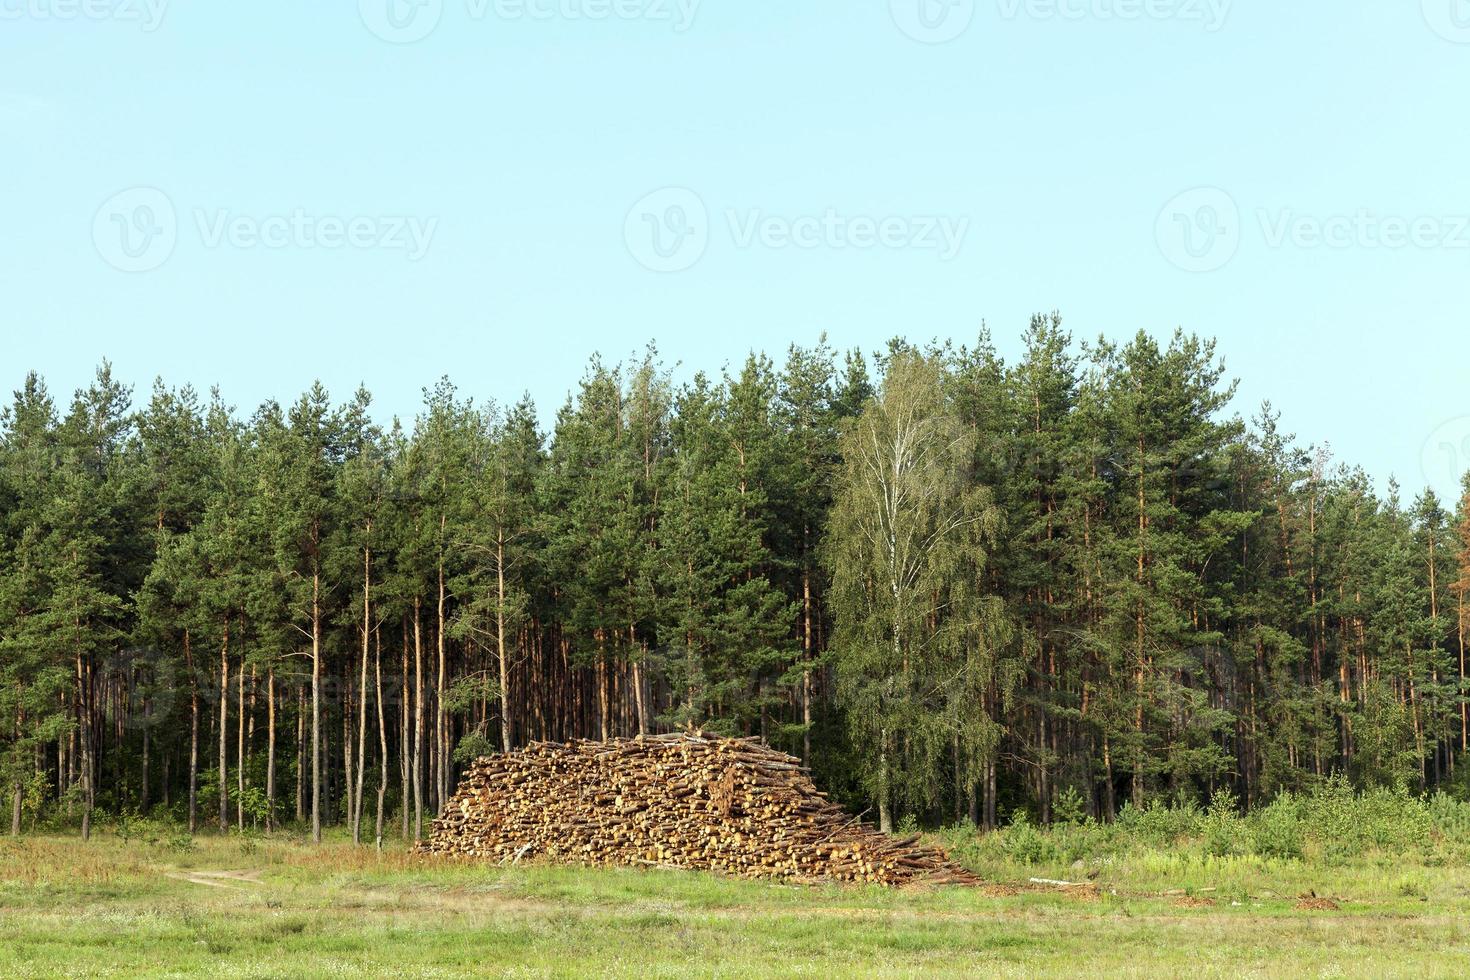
998,811 -> 1058,864
824,352 -> 1011,828
1249,794 -> 1304,860
1052,786 -> 1088,826
1201,790 -> 1247,857
453,732 -> 496,764
947,781 -> 1470,870
2,326 -> 1469,842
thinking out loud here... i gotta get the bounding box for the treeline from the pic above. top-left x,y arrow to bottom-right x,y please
1,318 -> 1468,841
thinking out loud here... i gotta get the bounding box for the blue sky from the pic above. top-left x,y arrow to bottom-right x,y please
2,1 -> 1468,501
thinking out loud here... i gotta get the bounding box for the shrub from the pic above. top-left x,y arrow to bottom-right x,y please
1201,789 -> 1247,858
1052,786 -> 1088,826
1117,798 -> 1201,848
1248,794 -> 1304,860
999,812 -> 1057,865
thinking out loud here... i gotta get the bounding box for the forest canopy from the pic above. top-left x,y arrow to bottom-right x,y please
2,316 -> 1467,840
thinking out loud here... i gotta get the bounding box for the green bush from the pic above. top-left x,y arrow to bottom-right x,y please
1052,786 -> 1088,826
998,812 -> 1057,865
1201,790 -> 1247,857
941,778 -> 1470,870
1117,798 -> 1201,848
1248,794 -> 1304,860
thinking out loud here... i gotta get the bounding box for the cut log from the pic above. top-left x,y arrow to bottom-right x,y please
415,732 -> 979,887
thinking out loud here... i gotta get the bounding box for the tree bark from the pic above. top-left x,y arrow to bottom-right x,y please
497,536 -> 512,752
296,684 -> 306,824
140,698 -> 150,813
436,554 -> 448,810
802,542 -> 813,763
354,539 -> 371,845
412,595 -> 424,840
311,568 -> 322,843
375,623 -> 389,850
218,619 -> 229,833
400,618 -> 410,840
236,663 -> 246,828
184,628 -> 198,835
266,668 -> 276,831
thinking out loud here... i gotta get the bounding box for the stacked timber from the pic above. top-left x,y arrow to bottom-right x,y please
415,732 -> 978,887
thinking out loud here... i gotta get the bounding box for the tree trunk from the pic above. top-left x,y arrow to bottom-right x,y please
311,569 -> 322,843
266,668 -> 276,831
140,700 -> 150,813
437,556 -> 448,810
236,664 -> 246,828
1461,585 -> 1468,752
375,623 -> 389,850
218,619 -> 229,833
354,541 -> 371,845
802,545 -> 813,763
185,628 -> 199,835
877,729 -> 892,834
77,653 -> 93,841
400,619 -> 410,840
296,684 -> 306,823
412,595 -> 424,840
497,537 -> 512,752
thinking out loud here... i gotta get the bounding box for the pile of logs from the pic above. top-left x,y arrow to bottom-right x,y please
416,732 -> 979,887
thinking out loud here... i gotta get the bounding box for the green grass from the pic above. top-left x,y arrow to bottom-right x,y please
4,829 -> 1470,978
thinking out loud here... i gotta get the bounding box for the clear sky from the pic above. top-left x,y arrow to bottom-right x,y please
3,1 -> 1467,501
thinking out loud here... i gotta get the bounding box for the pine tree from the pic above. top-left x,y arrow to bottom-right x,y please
0,375 -> 70,834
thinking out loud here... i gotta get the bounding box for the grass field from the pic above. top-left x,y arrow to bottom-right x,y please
4,826 -> 1470,978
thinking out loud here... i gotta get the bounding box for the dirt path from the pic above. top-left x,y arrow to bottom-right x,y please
167,868 -> 264,890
